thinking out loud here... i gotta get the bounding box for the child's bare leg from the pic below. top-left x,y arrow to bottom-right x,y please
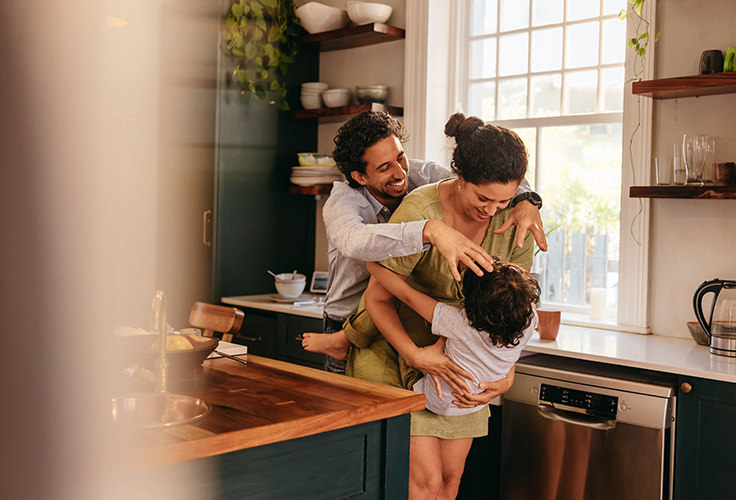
301,329 -> 351,360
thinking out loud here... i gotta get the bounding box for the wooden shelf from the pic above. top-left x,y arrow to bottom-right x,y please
297,23 -> 405,52
631,73 -> 736,99
629,185 -> 736,199
291,102 -> 403,121
289,184 -> 333,196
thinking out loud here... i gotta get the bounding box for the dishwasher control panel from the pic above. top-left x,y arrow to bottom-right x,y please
539,383 -> 618,419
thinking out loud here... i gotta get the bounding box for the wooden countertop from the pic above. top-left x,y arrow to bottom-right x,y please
116,355 -> 424,470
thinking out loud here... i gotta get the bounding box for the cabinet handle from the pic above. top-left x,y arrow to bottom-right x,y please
680,382 -> 692,393
295,335 -> 304,342
241,336 -> 262,343
202,209 -> 212,247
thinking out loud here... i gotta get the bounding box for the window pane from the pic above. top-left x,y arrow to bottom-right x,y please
469,81 -> 496,121
603,0 -> 626,16
601,67 -> 624,111
471,0 -> 498,35
532,0 -> 563,26
534,124 -> 622,309
531,27 -> 562,72
564,70 -> 597,114
565,22 -> 599,68
531,74 -> 561,117
498,77 -> 527,119
500,0 -> 529,31
566,0 -> 600,21
513,127 -> 537,190
469,38 -> 497,79
601,19 -> 625,64
499,33 -> 529,76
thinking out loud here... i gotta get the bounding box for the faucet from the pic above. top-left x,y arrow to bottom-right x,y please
151,289 -> 169,393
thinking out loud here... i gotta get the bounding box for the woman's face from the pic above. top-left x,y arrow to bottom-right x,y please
457,177 -> 520,221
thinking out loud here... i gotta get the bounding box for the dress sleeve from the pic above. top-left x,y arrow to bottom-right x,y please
376,198 -> 430,277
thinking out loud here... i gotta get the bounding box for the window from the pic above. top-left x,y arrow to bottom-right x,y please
456,0 -> 627,319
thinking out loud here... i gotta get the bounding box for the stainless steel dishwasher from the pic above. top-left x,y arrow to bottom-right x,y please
500,355 -> 676,500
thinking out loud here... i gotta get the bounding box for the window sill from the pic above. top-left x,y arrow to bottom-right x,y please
561,312 -> 650,335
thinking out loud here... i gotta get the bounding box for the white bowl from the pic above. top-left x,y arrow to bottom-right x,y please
296,2 -> 349,34
300,94 -> 323,110
346,1 -> 393,25
302,82 -> 329,91
274,273 -> 307,298
355,85 -> 389,103
322,90 -> 351,107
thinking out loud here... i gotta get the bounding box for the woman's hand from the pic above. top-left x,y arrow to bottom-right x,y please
423,220 -> 494,281
451,365 -> 516,408
409,338 -> 474,395
494,200 -> 547,251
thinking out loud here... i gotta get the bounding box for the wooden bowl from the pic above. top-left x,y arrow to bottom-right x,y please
116,334 -> 218,381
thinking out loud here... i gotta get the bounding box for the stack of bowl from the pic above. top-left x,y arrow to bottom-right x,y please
301,82 -> 328,109
322,88 -> 351,108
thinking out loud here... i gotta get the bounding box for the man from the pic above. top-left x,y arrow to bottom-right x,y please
303,111 -> 546,377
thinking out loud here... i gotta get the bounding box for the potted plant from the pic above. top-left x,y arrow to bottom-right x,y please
222,0 -> 302,110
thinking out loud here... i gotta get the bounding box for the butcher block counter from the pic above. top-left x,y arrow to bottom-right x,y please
116,354 -> 424,499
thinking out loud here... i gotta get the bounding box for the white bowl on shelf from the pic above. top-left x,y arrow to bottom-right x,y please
274,273 -> 307,298
300,94 -> 323,110
346,1 -> 393,25
302,82 -> 329,92
322,88 -> 351,107
296,2 -> 349,34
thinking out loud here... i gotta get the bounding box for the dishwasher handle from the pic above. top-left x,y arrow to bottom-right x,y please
537,404 -> 616,430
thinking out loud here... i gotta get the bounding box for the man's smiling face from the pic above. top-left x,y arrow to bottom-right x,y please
350,135 -> 409,210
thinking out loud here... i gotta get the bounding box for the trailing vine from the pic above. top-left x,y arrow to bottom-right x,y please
222,0 -> 302,110
618,0 -> 659,245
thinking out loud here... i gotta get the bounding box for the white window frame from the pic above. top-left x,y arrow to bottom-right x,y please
405,0 -> 655,333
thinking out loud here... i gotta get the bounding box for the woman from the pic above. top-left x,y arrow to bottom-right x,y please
344,113 -> 535,499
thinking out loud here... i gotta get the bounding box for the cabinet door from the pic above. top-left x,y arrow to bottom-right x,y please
239,309 -> 278,358
674,376 -> 736,500
278,314 -> 324,368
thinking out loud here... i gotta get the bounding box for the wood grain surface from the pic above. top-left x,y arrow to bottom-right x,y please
115,355 -> 424,470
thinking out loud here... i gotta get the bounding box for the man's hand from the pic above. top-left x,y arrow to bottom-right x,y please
408,337 -> 474,395
451,365 -> 516,408
423,220 -> 494,281
494,200 -> 547,251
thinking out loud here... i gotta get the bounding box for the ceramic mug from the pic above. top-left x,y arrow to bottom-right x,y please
699,49 -> 724,74
536,309 -> 561,340
714,162 -> 735,186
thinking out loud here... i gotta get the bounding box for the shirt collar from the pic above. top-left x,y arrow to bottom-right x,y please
360,185 -> 393,221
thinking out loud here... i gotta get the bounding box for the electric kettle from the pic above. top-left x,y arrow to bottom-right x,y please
693,279 -> 736,357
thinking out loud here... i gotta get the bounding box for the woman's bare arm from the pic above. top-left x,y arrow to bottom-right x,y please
364,268 -> 474,393
365,261 -> 437,323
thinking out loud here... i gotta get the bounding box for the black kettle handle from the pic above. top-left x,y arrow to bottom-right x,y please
693,279 -> 725,337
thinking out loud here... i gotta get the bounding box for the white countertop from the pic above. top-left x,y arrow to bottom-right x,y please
223,294 -> 324,320
223,294 -> 736,383
526,324 -> 736,383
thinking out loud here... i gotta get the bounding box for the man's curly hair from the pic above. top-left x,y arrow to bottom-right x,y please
462,258 -> 540,347
332,111 -> 408,188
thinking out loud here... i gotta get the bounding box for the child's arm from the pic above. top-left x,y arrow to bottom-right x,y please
365,261 -> 438,324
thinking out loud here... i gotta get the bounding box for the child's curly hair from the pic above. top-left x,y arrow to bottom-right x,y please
462,258 -> 540,347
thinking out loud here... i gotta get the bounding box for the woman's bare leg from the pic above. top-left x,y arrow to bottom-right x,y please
409,436 -> 443,500
437,437 -> 473,500
301,329 -> 351,360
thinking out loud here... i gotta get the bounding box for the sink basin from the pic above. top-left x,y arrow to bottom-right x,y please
111,392 -> 211,429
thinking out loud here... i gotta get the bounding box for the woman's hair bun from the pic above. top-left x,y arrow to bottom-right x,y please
444,113 -> 484,143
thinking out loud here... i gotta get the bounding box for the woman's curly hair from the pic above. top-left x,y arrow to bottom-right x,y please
332,111 -> 408,188
444,113 -> 528,185
462,258 -> 540,347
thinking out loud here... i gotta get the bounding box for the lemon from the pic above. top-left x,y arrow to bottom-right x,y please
166,334 -> 193,351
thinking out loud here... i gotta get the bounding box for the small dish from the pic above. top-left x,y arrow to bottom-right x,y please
346,1 -> 393,25
270,293 -> 315,303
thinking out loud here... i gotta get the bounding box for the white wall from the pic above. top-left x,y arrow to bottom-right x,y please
647,0 -> 736,338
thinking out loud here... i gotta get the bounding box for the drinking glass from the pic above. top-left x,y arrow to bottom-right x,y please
673,142 -> 687,185
683,134 -> 706,185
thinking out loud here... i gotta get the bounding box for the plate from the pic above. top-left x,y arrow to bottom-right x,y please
270,293 -> 315,303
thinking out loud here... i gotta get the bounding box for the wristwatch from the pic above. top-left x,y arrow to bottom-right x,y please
511,191 -> 543,209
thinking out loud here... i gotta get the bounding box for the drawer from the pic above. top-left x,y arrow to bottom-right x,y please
278,314 -> 323,367
239,309 -> 277,358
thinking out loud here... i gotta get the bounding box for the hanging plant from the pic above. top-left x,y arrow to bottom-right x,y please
618,0 -> 660,245
222,0 -> 302,110
618,0 -> 660,82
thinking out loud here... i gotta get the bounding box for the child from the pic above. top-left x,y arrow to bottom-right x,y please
363,257 -> 539,415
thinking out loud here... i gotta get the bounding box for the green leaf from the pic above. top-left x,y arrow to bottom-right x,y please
231,48 -> 245,57
638,32 -> 648,40
232,3 -> 243,18
628,38 -> 637,48
245,41 -> 256,59
617,8 -> 628,20
638,47 -> 646,57
256,18 -> 267,33
261,0 -> 277,7
634,0 -> 644,15
655,32 -> 660,42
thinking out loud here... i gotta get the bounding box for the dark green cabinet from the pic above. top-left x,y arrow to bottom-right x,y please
235,307 -> 323,368
674,375 -> 736,500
